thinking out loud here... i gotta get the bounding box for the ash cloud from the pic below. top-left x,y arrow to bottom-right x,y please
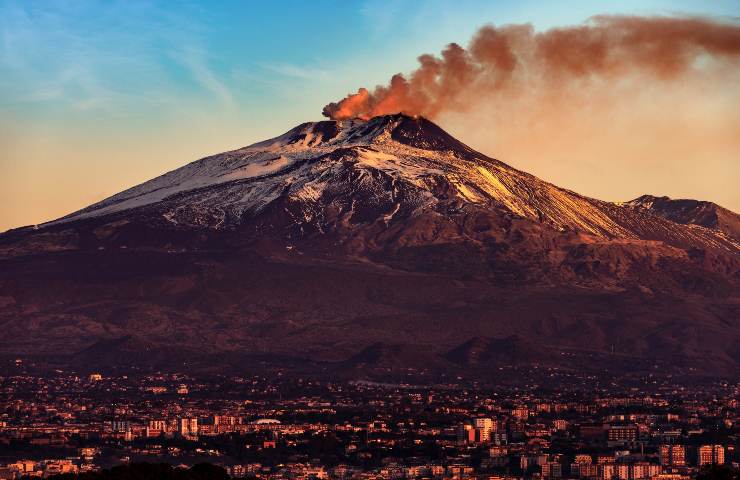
322,16 -> 740,120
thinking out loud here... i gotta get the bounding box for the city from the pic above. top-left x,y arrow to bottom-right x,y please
0,361 -> 737,479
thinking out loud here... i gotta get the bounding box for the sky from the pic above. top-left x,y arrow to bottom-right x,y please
1,0 -> 739,231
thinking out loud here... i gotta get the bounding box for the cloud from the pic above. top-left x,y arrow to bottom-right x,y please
176,47 -> 235,108
0,1 -> 232,115
261,62 -> 331,82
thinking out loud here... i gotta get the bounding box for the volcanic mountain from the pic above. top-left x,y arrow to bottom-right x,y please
1,114 -> 738,378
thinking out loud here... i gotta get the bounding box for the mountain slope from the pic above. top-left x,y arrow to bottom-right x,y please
45,115 -> 737,252
626,194 -> 740,242
0,114 -> 738,378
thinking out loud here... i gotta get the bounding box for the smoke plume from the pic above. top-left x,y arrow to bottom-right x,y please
321,15 -> 740,211
322,16 -> 740,120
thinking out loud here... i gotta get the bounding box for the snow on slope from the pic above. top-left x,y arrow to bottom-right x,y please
50,114 -> 739,252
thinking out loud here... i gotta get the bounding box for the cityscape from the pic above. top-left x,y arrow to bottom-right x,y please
0,362 -> 737,479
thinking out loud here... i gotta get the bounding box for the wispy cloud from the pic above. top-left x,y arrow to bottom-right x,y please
260,62 -> 331,82
176,46 -> 235,108
0,1 -> 232,116
359,0 -> 405,38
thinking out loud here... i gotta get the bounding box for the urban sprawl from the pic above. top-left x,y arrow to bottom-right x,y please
0,364 -> 737,479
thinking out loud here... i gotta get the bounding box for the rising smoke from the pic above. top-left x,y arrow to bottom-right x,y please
321,15 -> 740,210
322,16 -> 740,120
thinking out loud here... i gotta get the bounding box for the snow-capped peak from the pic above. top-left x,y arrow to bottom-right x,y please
46,114 -> 738,253
50,114 -> 480,225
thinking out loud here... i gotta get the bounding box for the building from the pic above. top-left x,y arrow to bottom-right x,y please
520,455 -> 548,472
179,417 -> 198,437
457,423 -> 475,444
491,431 -> 508,445
577,463 -> 598,478
542,462 -> 562,478
598,463 -> 616,480
146,419 -> 166,437
475,417 -> 496,442
110,420 -> 131,433
607,425 -> 638,447
571,455 -> 593,478
512,407 -> 529,420
651,474 -> 690,480
659,445 -> 686,467
697,445 -> 724,466
458,418 -> 499,444
148,420 -> 166,431
630,462 -> 660,479
475,417 -> 495,431
553,419 -> 568,431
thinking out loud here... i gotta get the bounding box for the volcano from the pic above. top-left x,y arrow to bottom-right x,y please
1,114 -> 738,378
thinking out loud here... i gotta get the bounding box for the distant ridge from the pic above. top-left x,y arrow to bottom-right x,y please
627,194 -> 740,242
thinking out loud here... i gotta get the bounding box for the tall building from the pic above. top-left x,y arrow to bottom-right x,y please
146,419 -> 166,437
659,445 -> 686,467
542,462 -> 562,479
475,417 -> 495,432
457,424 -> 475,444
630,462 -> 660,479
110,420 -> 131,433
617,463 -> 630,480
458,417 -> 498,444
659,445 -> 669,466
148,420 -> 166,431
474,417 -> 495,443
179,417 -> 198,437
598,463 -> 616,480
697,445 -> 724,466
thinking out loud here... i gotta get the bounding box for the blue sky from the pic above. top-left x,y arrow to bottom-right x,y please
1,0 -> 739,230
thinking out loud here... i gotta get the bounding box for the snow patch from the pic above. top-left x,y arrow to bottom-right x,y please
221,155 -> 291,181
